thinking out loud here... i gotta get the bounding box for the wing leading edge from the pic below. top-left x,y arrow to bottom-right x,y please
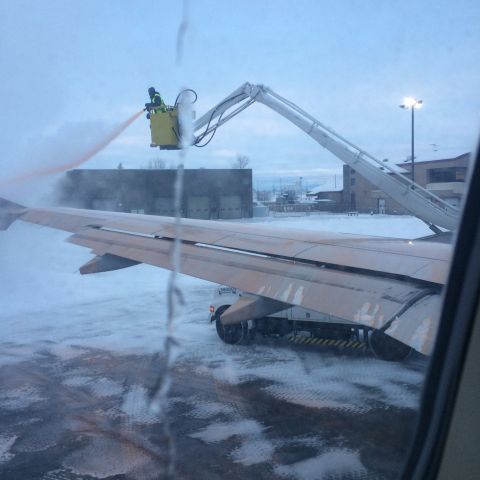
0,198 -> 451,355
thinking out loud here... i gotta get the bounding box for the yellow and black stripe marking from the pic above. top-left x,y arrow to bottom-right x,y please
286,335 -> 367,351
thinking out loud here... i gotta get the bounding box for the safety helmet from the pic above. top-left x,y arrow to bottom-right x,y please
148,87 -> 155,96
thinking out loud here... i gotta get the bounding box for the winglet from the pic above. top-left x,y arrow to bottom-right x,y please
0,197 -> 26,230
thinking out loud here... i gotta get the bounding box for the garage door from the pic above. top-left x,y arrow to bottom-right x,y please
92,199 -> 117,211
219,195 -> 242,219
187,196 -> 210,219
154,197 -> 175,217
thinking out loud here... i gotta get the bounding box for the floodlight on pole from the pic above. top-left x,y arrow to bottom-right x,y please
399,97 -> 423,187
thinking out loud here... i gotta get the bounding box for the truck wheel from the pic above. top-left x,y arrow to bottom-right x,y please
215,306 -> 249,345
369,330 -> 412,361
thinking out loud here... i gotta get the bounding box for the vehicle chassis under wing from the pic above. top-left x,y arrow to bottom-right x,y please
211,287 -> 441,360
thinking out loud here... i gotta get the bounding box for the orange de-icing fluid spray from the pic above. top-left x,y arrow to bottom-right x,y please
1,109 -> 144,188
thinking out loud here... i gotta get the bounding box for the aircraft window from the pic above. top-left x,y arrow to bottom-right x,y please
0,2 -> 479,480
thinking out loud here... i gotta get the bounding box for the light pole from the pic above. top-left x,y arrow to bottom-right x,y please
399,97 -> 423,187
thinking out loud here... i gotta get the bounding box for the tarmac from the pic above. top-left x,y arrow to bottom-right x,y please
0,339 -> 426,480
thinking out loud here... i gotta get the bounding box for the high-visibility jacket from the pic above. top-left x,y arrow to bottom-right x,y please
150,92 -> 166,113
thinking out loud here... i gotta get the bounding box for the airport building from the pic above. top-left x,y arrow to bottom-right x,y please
59,169 -> 253,219
342,153 -> 471,214
306,184 -> 344,212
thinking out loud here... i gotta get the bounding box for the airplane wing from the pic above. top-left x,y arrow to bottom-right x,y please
0,197 -> 451,355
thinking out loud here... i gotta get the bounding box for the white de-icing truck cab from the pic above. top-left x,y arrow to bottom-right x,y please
206,284 -> 404,358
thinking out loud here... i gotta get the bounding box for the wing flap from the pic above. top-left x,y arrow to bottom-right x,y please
297,243 -> 448,284
220,295 -> 290,325
79,254 -> 140,274
0,198 -> 26,230
68,228 -> 431,333
4,202 -> 450,285
384,294 -> 442,355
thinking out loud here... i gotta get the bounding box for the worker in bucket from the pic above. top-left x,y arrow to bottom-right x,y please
145,87 -> 166,118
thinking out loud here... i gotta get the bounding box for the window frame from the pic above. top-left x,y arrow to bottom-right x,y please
402,144 -> 480,479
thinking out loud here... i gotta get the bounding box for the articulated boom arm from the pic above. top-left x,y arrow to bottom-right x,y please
193,83 -> 459,231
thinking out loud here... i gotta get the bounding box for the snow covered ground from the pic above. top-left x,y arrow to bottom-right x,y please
238,212 -> 433,238
0,213 -> 433,479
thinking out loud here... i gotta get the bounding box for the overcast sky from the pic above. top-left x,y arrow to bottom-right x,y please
1,0 -> 479,195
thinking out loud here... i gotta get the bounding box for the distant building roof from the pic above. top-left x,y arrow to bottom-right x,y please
387,164 -> 409,174
345,163 -> 409,175
307,183 -> 343,195
396,152 -> 471,167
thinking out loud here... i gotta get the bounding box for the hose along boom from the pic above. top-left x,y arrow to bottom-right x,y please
190,83 -> 459,231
